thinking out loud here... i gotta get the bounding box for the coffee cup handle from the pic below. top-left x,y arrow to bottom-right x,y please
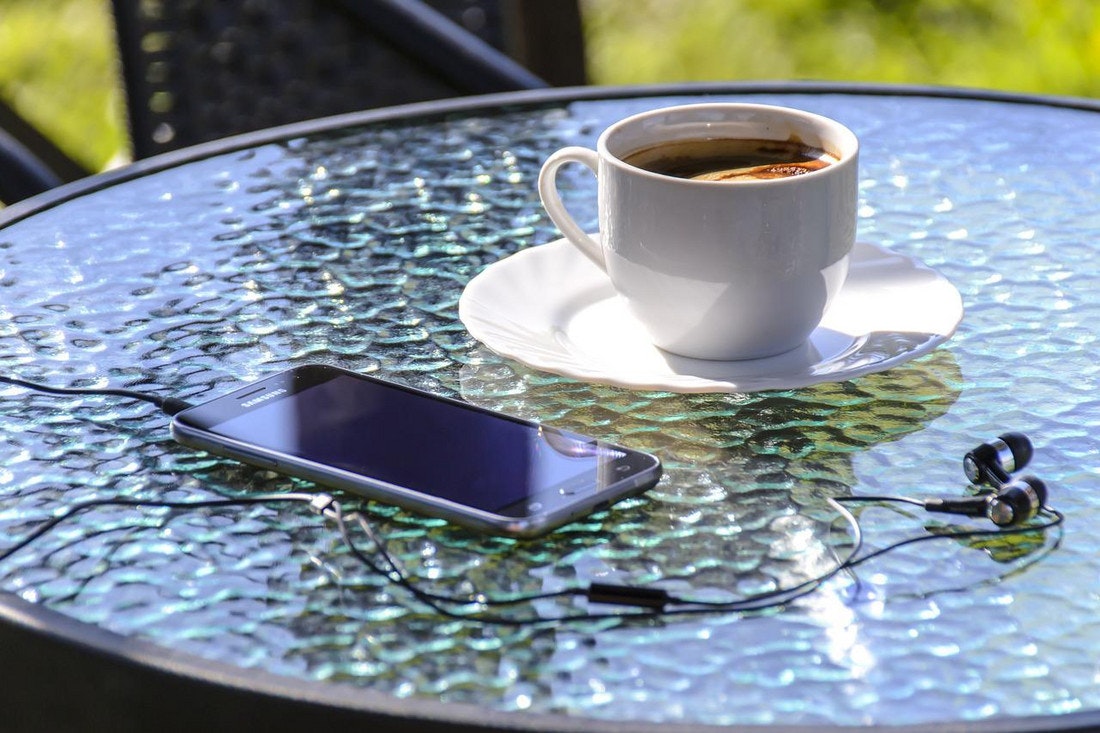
537,147 -> 606,272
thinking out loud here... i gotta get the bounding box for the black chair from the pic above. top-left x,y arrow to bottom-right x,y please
1,0 -> 586,204
0,98 -> 88,205
110,0 -> 588,159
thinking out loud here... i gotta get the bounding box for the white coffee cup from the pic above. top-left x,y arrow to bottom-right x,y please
538,103 -> 859,361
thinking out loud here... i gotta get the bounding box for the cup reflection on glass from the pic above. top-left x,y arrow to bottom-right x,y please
538,103 -> 859,361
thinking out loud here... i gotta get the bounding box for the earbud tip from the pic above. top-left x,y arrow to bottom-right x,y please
1020,475 -> 1048,506
999,432 -> 1033,470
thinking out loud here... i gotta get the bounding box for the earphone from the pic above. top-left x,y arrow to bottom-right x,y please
963,431 -> 1033,485
922,432 -> 1048,526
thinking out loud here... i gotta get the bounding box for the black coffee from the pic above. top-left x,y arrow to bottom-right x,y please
623,137 -> 836,181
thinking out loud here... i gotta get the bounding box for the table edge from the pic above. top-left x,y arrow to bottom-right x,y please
3,80 -> 1099,230
3,591 -> 1098,733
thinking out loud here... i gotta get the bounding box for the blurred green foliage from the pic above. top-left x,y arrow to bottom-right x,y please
1,0 -> 1099,175
582,0 -> 1100,95
0,0 -> 123,172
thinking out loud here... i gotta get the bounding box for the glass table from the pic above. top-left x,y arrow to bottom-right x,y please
1,83 -> 1098,732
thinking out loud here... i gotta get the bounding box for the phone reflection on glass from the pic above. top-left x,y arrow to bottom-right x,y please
171,364 -> 661,537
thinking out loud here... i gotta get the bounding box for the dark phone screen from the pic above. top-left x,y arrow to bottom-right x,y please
203,373 -> 625,515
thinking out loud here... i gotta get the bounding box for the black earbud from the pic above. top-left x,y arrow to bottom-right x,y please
985,475 -> 1047,526
923,432 -> 1047,527
963,432 -> 1033,486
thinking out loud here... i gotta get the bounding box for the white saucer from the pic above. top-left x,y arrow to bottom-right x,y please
459,238 -> 963,393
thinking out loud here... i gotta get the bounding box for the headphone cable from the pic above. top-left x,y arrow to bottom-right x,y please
0,374 -> 193,415
0,371 -> 1068,626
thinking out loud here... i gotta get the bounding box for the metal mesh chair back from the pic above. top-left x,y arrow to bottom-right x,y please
112,0 -> 583,159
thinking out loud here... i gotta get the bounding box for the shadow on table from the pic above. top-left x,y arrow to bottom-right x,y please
449,347 -> 964,596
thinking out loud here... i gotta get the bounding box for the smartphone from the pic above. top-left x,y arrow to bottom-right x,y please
170,364 -> 661,537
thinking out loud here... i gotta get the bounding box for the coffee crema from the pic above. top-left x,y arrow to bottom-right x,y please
623,137 -> 837,181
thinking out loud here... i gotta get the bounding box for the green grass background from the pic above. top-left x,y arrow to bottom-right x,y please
2,0 -> 1100,174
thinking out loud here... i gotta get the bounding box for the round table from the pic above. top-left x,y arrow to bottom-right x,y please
1,83 -> 1098,732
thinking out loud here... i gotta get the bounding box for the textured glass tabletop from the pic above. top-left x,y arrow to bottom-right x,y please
1,88 -> 1098,730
